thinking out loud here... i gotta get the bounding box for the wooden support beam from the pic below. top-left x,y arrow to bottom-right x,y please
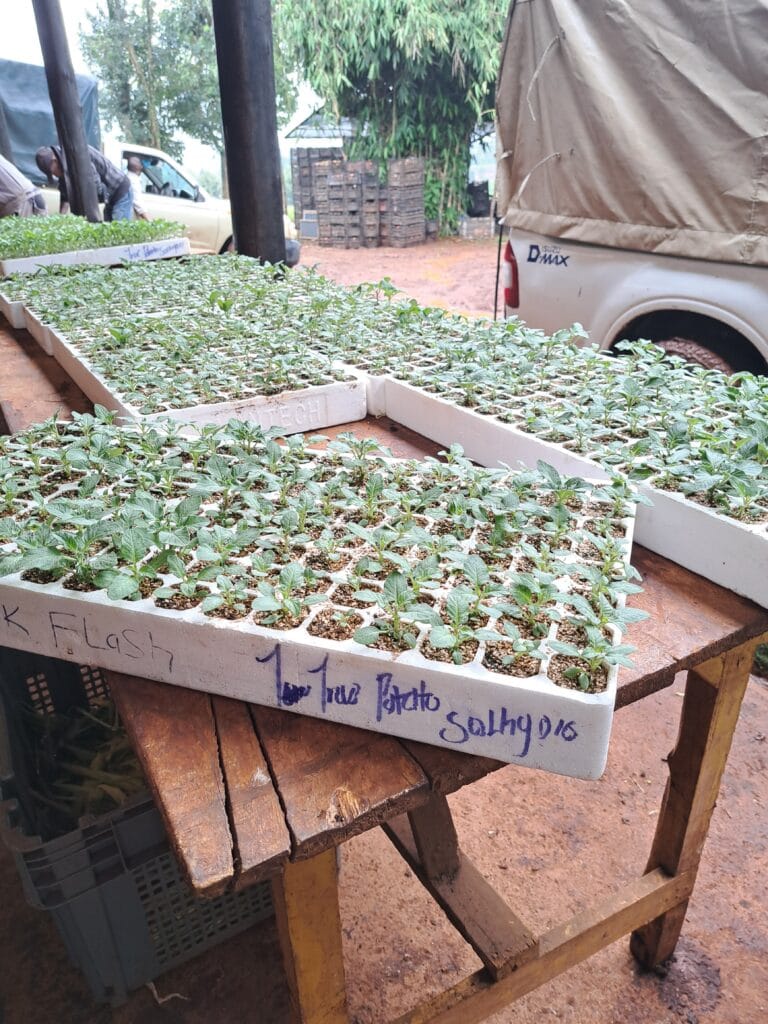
630,642 -> 757,966
272,849 -> 349,1024
385,813 -> 538,980
391,868 -> 693,1024
210,0 -> 286,262
31,0 -> 100,221
407,794 -> 460,879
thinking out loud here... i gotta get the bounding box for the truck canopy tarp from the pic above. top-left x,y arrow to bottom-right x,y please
0,59 -> 100,185
495,0 -> 768,265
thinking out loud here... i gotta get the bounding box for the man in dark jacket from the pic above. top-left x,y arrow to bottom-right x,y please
35,145 -> 133,220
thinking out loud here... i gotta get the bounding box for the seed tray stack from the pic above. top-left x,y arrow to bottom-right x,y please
379,187 -> 390,245
387,157 -> 426,247
313,159 -> 346,246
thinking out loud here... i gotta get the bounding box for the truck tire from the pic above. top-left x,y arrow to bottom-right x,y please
656,337 -> 736,375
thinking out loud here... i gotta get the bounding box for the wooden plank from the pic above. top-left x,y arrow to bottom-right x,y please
272,849 -> 349,1024
385,813 -> 538,980
108,671 -> 234,897
400,740 -> 504,795
630,641 -> 756,966
211,696 -> 291,889
391,868 -> 694,1024
616,547 -> 768,707
250,705 -> 429,858
407,794 -> 460,879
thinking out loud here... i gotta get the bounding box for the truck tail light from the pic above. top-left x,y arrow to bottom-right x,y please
502,239 -> 519,311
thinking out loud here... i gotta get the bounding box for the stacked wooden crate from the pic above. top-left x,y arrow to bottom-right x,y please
387,157 -> 426,247
346,160 -> 381,248
290,147 -> 344,228
310,155 -> 426,248
317,165 -> 362,248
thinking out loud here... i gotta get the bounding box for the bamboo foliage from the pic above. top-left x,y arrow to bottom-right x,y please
275,0 -> 508,231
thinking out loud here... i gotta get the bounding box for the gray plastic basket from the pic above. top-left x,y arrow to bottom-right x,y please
0,647 -> 273,1005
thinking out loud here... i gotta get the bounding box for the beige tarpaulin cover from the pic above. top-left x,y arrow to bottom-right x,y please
495,0 -> 768,265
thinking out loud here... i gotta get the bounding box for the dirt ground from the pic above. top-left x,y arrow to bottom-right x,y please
302,236 -> 503,319
1,237 -> 767,1024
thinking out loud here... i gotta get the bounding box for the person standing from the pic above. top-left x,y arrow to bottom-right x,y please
126,156 -> 149,220
0,154 -> 47,217
35,144 -> 133,221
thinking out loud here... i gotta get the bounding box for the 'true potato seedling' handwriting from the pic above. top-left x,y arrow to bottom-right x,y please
257,643 -> 580,759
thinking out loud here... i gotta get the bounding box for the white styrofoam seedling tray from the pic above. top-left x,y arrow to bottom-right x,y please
46,323 -> 368,432
22,308 -> 55,355
0,291 -> 26,329
10,298 -> 768,608
0,574 -> 618,780
380,377 -> 768,609
0,236 -> 191,277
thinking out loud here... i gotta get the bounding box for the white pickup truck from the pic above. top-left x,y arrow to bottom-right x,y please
42,142 -> 299,262
495,0 -> 767,374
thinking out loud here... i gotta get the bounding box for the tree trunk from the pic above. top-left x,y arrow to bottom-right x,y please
32,0 -> 101,221
210,0 -> 286,262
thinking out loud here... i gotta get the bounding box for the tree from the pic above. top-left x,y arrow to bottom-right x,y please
80,0 -> 179,156
81,0 -> 297,195
274,0 -> 508,231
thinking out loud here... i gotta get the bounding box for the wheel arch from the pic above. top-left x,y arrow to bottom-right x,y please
604,300 -> 768,373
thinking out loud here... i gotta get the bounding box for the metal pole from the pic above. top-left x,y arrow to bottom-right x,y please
210,0 -> 286,262
32,0 -> 100,221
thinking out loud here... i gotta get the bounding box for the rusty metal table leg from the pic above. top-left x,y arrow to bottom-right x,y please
272,848 -> 349,1024
630,641 -> 758,967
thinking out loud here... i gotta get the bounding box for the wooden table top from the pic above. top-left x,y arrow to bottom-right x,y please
3,320 -> 767,897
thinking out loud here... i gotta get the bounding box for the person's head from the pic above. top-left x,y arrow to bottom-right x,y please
126,156 -> 143,175
35,146 -> 62,181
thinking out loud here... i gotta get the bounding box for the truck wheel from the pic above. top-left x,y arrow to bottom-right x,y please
656,337 -> 736,375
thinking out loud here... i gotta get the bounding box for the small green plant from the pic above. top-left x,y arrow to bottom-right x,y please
549,636 -> 637,691
353,572 -> 433,651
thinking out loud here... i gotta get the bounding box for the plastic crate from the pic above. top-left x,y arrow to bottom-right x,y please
0,646 -> 274,1006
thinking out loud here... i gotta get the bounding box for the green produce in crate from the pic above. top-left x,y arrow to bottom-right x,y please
21,696 -> 145,840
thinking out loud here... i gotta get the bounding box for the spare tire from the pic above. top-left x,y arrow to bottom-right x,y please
656,337 -> 736,375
